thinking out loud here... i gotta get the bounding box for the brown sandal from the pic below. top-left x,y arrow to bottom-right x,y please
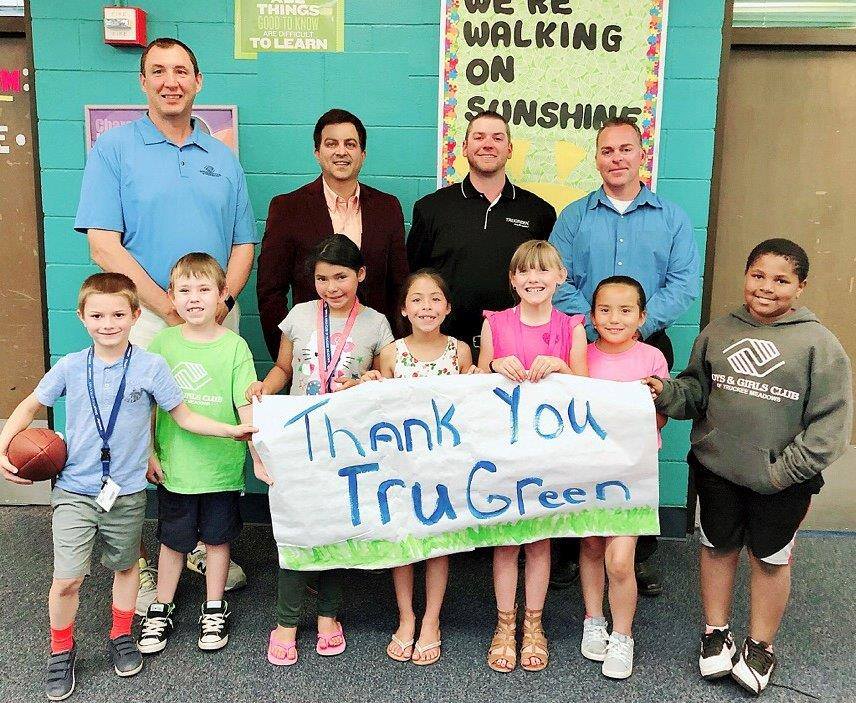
520,608 -> 549,672
487,606 -> 517,672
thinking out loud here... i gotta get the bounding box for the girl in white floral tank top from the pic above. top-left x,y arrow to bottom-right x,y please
361,270 -> 481,666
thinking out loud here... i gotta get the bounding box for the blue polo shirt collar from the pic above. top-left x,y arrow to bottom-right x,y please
590,183 -> 661,213
137,114 -> 208,151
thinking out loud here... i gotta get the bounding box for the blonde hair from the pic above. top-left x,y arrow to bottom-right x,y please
169,252 -> 227,291
509,240 -> 565,275
77,272 -> 139,313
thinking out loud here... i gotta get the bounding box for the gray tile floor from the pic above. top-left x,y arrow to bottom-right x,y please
1,506 -> 852,703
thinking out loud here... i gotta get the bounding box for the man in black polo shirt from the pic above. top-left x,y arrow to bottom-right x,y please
407,111 -> 556,349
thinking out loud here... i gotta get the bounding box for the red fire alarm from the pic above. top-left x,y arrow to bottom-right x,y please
103,6 -> 147,47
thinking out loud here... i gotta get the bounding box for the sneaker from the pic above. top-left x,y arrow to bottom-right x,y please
602,632 -> 634,679
635,560 -> 663,597
731,638 -> 777,695
198,600 -> 231,651
46,643 -> 76,701
135,558 -> 158,616
580,616 -> 610,662
186,545 -> 247,592
138,602 -> 176,655
699,628 -> 737,679
107,634 -> 143,677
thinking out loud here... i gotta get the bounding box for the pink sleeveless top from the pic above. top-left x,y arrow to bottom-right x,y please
485,307 -> 585,369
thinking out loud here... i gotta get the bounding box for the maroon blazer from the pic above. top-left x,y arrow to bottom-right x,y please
257,176 -> 409,359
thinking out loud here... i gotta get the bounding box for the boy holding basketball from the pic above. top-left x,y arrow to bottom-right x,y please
0,273 -> 255,701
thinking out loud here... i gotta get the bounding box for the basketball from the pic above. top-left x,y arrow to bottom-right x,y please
6,428 -> 66,482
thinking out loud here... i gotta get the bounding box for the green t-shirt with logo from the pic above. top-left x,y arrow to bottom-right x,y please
149,326 -> 257,494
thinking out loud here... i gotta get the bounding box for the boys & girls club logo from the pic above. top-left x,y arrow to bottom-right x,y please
723,338 -> 785,378
172,362 -> 212,392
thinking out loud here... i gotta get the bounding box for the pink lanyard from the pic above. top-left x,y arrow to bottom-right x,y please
515,306 -> 560,366
316,299 -> 360,394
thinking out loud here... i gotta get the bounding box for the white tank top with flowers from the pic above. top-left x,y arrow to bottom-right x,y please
393,337 -> 459,378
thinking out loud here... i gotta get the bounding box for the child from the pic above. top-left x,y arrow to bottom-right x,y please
578,276 -> 668,680
361,269 -> 479,665
246,234 -> 395,666
137,254 -> 258,655
477,239 -> 588,672
646,239 -> 852,695
0,273 -> 255,702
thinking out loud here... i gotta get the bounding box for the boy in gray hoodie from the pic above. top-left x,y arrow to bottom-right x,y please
645,239 -> 852,695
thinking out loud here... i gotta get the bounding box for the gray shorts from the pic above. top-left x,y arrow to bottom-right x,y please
51,487 -> 147,579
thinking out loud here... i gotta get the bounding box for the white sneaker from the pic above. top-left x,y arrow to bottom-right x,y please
581,616 -> 610,661
602,632 -> 634,679
186,545 -> 247,591
699,628 -> 737,679
731,638 -> 777,694
135,558 -> 158,617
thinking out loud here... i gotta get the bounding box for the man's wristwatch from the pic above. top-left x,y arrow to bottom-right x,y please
224,294 -> 236,312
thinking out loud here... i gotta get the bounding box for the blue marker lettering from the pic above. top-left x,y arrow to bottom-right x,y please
432,399 -> 461,447
337,463 -> 380,526
377,478 -> 406,524
567,398 -> 608,440
515,477 -> 543,515
283,399 -> 329,461
538,489 -> 563,509
466,460 -> 512,519
534,403 -> 563,439
369,422 -> 404,452
595,480 -> 631,502
493,385 -> 520,444
562,487 -> 587,504
325,415 -> 366,458
411,482 -> 457,525
403,418 -> 433,452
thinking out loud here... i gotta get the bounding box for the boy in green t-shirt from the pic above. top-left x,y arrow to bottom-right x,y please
139,253 -> 258,654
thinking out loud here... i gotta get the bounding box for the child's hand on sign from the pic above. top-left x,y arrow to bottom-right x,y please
245,381 -> 266,403
360,370 -> 384,382
333,377 -> 362,392
253,458 -> 273,487
642,376 -> 664,399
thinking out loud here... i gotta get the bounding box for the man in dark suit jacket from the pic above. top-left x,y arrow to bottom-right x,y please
257,109 -> 409,359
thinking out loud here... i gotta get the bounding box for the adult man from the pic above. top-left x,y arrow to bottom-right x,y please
549,116 -> 701,595
407,110 -> 556,349
257,109 -> 408,359
75,37 -> 258,613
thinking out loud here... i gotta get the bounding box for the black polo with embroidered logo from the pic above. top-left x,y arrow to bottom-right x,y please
407,175 -> 556,347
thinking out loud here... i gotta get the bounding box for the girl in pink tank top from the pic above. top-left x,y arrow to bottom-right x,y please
477,240 -> 588,674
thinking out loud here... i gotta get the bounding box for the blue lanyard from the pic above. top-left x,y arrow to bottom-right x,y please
86,344 -> 133,484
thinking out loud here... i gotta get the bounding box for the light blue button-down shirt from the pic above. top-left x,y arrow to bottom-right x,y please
549,185 -> 700,340
74,115 -> 258,290
34,346 -> 184,496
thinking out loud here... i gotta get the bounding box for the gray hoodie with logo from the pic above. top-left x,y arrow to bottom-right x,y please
655,306 -> 852,494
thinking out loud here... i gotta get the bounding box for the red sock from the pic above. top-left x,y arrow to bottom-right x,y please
50,623 -> 75,654
110,604 -> 135,640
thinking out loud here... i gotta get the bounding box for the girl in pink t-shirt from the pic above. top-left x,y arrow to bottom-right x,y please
579,276 -> 669,680
478,240 -> 587,673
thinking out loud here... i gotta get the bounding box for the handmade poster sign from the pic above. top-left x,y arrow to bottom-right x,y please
254,374 -> 660,570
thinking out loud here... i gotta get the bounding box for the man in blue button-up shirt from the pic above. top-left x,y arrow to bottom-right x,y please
550,117 -> 700,364
548,117 -> 701,597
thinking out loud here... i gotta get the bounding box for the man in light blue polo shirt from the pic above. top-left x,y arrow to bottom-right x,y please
74,37 -> 258,611
549,116 -> 701,598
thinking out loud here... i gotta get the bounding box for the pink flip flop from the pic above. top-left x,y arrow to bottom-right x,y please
316,622 -> 346,656
268,631 -> 298,666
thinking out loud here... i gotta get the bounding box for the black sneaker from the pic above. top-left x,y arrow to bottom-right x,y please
635,560 -> 663,597
107,634 -> 143,677
731,637 -> 777,694
699,628 -> 737,679
198,600 -> 231,651
138,602 -> 176,654
46,643 -> 76,701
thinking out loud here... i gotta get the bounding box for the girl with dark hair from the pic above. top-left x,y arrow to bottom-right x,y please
246,234 -> 395,665
360,268 -> 480,666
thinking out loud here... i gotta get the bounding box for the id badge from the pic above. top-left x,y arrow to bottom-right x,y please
95,477 -> 121,512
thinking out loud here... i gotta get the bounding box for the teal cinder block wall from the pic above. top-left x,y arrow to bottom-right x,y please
30,0 -> 726,506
